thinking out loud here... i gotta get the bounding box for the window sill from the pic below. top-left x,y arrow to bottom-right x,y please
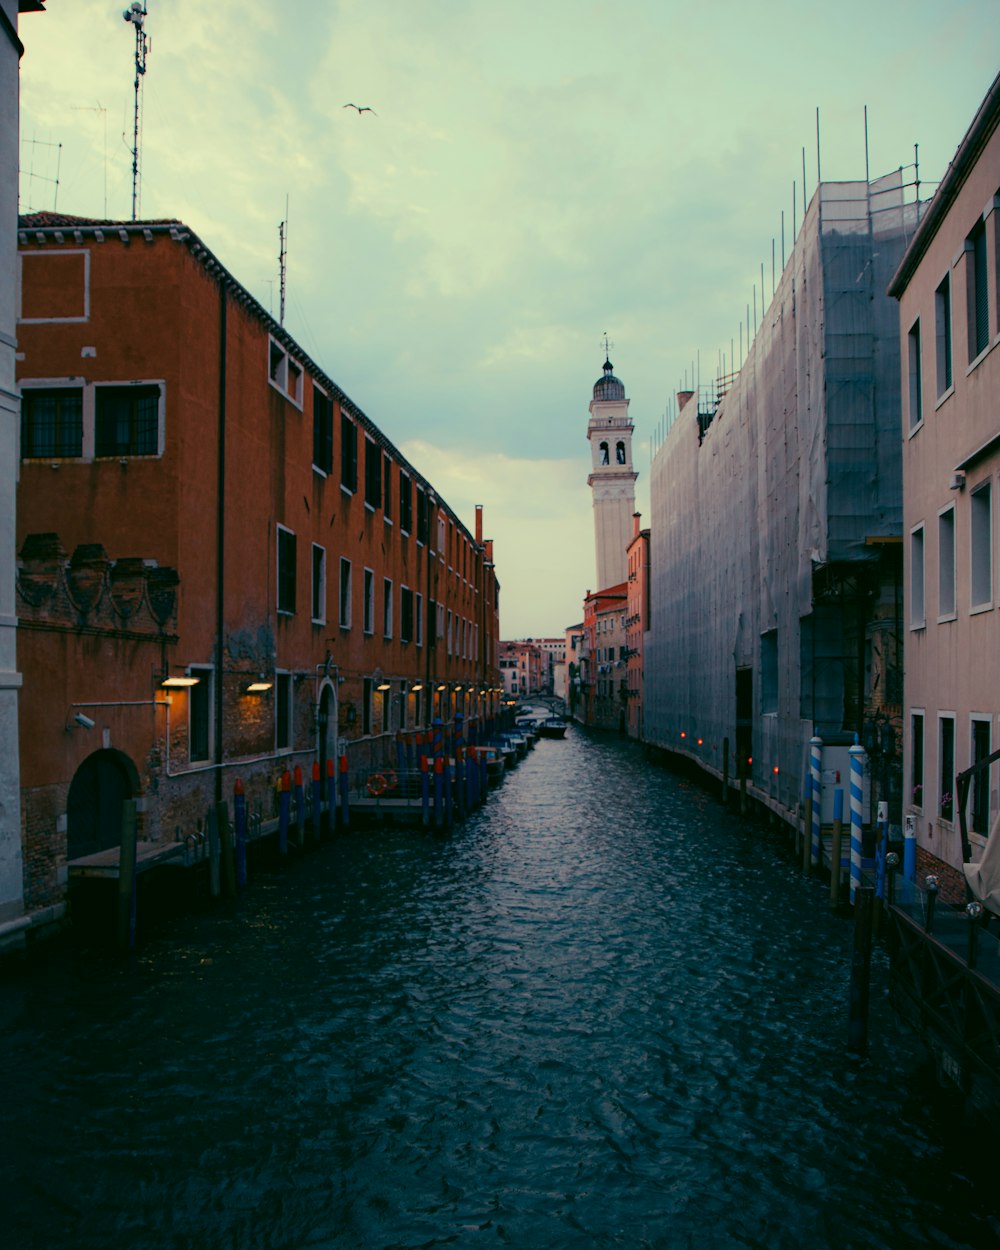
906,419 -> 924,440
936,612 -> 957,624
277,609 -> 294,618
909,620 -> 926,632
340,484 -> 355,498
934,384 -> 955,412
364,502 -> 377,513
384,517 -> 394,527
312,464 -> 329,479
311,617 -> 326,627
964,336 -> 997,377
970,601 -> 994,616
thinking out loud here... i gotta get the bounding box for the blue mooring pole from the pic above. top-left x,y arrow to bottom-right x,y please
234,777 -> 247,888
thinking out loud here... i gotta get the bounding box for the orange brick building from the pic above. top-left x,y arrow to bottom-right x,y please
625,513 -> 649,740
15,212 -> 501,912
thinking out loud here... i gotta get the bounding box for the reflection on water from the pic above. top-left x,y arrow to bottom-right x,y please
1,731 -> 997,1249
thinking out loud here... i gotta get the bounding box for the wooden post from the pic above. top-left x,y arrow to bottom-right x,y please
218,799 -> 236,898
117,798 -> 138,951
847,885 -> 874,1055
722,737 -> 730,807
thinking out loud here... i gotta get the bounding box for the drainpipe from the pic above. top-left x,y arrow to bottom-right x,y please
214,284 -> 227,804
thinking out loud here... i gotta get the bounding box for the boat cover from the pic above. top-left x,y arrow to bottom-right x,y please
963,809 -> 1000,916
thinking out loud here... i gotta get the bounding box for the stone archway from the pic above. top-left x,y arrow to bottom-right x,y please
66,749 -> 138,860
317,680 -> 338,770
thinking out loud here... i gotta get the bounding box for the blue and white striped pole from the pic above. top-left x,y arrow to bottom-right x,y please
903,814 -> 917,881
810,735 -> 823,868
849,739 -> 867,903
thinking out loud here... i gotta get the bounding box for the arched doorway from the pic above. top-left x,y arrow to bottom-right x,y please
66,750 -> 137,860
317,680 -> 338,769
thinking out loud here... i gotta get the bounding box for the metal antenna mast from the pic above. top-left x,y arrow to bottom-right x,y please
278,195 -> 289,326
123,2 -> 149,220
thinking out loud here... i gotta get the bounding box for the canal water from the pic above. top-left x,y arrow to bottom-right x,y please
1,731 -> 997,1250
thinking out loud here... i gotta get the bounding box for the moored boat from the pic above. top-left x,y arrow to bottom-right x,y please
538,717 -> 567,739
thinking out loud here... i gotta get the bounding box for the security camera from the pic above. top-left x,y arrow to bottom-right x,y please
74,713 -> 96,730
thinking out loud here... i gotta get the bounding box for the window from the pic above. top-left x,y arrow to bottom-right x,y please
340,413 -> 358,492
616,440 -> 626,464
415,591 -> 423,647
400,471 -> 413,534
909,525 -> 925,628
313,387 -> 333,474
21,387 -> 83,457
416,486 -> 430,545
401,586 -> 413,643
967,218 -> 990,362
383,454 -> 393,522
363,568 -> 374,635
437,513 -> 446,555
95,384 -> 159,456
189,667 -> 213,764
364,436 -> 382,509
971,717 -> 992,836
938,507 -> 956,619
383,578 -> 393,639
599,440 -> 609,464
911,712 -> 924,807
935,274 -> 952,396
428,598 -> 437,649
446,609 -> 453,654
760,629 -> 778,714
311,544 -> 326,624
277,525 -> 296,615
939,715 -> 955,821
276,672 -> 292,751
268,337 -> 303,406
907,320 -> 922,431
339,558 -> 352,628
970,481 -> 992,609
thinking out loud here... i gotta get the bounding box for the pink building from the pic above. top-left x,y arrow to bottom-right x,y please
625,513 -> 649,741
889,73 -> 1000,882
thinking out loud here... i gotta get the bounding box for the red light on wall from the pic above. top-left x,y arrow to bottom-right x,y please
747,756 -> 753,765
773,766 -> 780,775
697,738 -> 703,746
680,731 -> 687,739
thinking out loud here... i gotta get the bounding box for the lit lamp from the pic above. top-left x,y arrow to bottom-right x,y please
410,683 -> 424,692
245,681 -> 272,694
161,675 -> 199,688
376,682 -> 391,692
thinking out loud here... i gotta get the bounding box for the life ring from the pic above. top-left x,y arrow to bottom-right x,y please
366,773 -> 388,797
381,769 -> 398,792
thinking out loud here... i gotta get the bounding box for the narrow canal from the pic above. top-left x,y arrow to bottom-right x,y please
1,731 -> 996,1249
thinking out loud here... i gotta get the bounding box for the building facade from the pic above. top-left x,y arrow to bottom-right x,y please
587,357 -> 637,590
15,212 -> 501,915
625,513 -> 649,741
889,73 -> 1000,879
645,174 -> 918,824
581,585 -> 627,730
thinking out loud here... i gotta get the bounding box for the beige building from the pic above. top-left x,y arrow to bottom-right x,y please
889,73 -> 1000,878
587,356 -> 637,590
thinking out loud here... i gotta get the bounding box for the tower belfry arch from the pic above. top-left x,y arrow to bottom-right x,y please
587,352 -> 637,589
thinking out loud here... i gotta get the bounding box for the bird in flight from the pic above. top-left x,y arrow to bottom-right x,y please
343,103 -> 377,116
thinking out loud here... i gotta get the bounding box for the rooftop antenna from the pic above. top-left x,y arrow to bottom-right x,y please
123,2 -> 149,220
600,331 -> 614,362
20,134 -> 62,211
278,195 -> 289,326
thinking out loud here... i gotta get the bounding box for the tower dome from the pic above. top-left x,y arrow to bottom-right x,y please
593,357 -> 625,401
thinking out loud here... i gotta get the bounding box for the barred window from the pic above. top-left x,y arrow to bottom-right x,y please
21,387 -> 83,457
95,384 -> 159,456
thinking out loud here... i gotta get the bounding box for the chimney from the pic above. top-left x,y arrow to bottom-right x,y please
485,538 -> 493,563
677,390 -> 695,412
632,511 -> 641,540
475,503 -> 483,545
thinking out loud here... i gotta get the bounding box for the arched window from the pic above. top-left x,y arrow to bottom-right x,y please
616,441 -> 626,463
599,441 -> 609,465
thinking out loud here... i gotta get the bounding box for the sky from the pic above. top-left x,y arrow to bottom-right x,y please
17,1 -> 999,638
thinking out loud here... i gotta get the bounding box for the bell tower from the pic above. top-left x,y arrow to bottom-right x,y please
587,352 -> 636,589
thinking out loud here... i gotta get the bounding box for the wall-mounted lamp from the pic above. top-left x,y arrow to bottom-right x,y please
66,712 -> 96,732
950,470 -> 966,491
410,683 -> 424,692
376,682 -> 391,692
436,683 -> 447,692
161,675 -> 199,688
453,685 -> 464,692
245,681 -> 273,694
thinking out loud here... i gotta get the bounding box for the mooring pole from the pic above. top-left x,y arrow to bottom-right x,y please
722,736 -> 730,806
847,885 -> 874,1055
218,799 -> 236,899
